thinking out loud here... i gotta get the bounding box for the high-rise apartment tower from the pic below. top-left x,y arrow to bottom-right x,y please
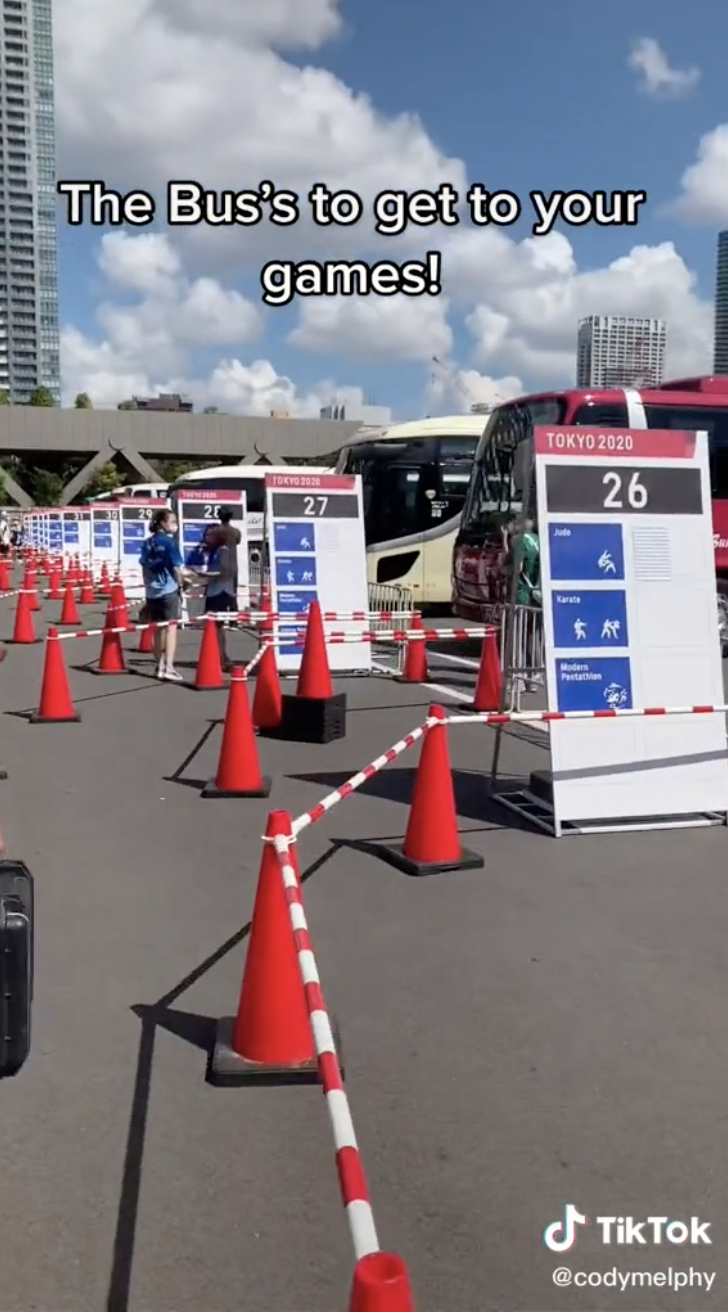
713,231 -> 728,375
0,0 -> 60,402
576,315 -> 666,389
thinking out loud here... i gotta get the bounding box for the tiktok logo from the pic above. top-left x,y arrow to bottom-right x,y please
543,1203 -> 588,1252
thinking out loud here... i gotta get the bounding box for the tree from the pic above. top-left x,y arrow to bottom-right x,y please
84,461 -> 122,499
202,405 -> 219,413
0,390 -> 9,406
28,387 -> 55,407
29,467 -> 64,505
117,399 -> 137,410
74,392 -> 93,409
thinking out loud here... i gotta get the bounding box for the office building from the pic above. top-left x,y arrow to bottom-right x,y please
713,231 -> 728,374
320,401 -> 392,425
576,316 -> 666,389
0,0 -> 60,403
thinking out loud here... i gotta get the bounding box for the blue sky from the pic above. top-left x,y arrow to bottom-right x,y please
55,0 -> 728,417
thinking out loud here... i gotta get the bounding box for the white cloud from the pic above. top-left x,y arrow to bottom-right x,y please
671,124 -> 728,224
289,294 -> 452,362
426,364 -> 524,415
463,239 -> 711,383
628,37 -> 700,99
54,0 -> 466,270
61,233 -> 366,416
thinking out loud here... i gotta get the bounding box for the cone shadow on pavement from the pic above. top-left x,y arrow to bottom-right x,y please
373,704 -> 484,877
208,810 -> 319,1086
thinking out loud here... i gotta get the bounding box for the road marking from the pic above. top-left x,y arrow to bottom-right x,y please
430,650 -> 481,671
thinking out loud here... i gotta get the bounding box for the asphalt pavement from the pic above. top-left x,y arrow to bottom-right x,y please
0,596 -> 727,1312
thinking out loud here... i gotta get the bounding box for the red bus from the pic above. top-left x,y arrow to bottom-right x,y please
451,377 -> 728,648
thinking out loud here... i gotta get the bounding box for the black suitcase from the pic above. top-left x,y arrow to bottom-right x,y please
0,860 -> 33,1078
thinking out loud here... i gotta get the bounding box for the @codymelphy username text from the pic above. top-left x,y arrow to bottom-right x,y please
552,1267 -> 716,1293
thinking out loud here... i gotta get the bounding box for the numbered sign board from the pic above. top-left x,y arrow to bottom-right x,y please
265,472 -> 371,673
62,508 -> 91,565
536,425 -> 728,833
117,499 -> 168,598
176,489 -> 250,606
90,504 -> 120,579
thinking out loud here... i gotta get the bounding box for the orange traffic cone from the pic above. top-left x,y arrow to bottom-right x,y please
202,668 -> 270,797
375,705 -> 483,876
48,565 -> 63,601
58,582 -> 81,627
9,589 -> 39,644
193,614 -> 225,690
273,601 -> 345,743
259,597 -> 273,639
208,810 -> 318,1085
137,623 -> 155,653
94,601 -> 126,674
30,628 -> 81,723
25,570 -> 40,612
472,627 -> 503,712
79,572 -> 95,605
349,1254 -> 415,1312
297,600 -> 333,698
110,580 -> 128,629
0,559 -> 10,590
98,562 -> 111,597
252,644 -> 283,731
397,612 -> 428,683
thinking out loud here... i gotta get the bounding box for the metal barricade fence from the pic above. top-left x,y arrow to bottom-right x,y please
367,582 -> 415,673
480,601 -> 544,710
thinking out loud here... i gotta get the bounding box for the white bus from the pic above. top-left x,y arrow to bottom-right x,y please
335,415 -> 485,606
167,463 -> 334,565
87,481 -> 170,502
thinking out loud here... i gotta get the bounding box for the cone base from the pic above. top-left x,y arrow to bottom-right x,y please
29,712 -> 81,724
373,840 -> 484,877
201,775 -> 271,799
262,692 -> 346,743
394,670 -> 427,685
7,639 -> 41,646
89,662 -> 127,675
191,678 -> 227,691
207,1016 -> 320,1087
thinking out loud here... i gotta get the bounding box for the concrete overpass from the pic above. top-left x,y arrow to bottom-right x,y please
0,408 -> 363,505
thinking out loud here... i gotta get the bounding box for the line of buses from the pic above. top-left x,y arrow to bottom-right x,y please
89,374 -> 728,647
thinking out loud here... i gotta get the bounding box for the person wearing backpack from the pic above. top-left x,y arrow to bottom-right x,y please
140,508 -> 185,681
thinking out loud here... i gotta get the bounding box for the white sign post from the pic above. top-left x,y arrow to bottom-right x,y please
502,424 -> 728,836
90,504 -> 120,581
265,472 -> 371,674
62,508 -> 91,569
117,498 -> 168,599
176,489 -> 249,607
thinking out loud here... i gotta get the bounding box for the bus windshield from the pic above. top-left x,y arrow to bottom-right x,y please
339,434 -> 480,546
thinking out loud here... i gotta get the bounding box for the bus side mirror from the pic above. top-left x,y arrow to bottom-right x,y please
0,860 -> 33,1079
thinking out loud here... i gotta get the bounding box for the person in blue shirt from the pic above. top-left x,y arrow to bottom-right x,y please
140,508 -> 185,681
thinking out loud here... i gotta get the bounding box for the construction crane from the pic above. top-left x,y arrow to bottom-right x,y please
431,356 -> 506,412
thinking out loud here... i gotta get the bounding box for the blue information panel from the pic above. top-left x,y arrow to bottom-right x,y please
278,589 -> 318,614
556,657 -> 633,713
551,588 -> 629,650
548,522 -> 625,581
275,556 -> 317,588
273,522 -> 316,554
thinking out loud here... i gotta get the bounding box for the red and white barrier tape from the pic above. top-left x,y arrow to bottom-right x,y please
288,703 -> 728,835
291,717 -> 437,837
271,822 -> 379,1262
450,705 -> 728,725
52,614 -> 427,641
277,627 -> 491,645
242,642 -> 269,678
